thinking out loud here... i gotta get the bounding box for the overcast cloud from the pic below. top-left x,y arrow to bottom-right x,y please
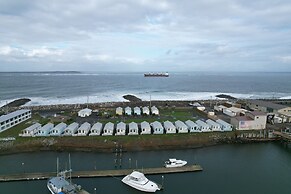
0,0 -> 291,72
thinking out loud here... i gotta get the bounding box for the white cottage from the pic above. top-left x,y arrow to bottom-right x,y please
78,108 -> 92,117
164,121 -> 176,134
63,122 -> 79,136
116,122 -> 126,136
89,122 -> 103,136
216,119 -> 233,131
196,120 -> 211,132
116,107 -> 123,116
76,122 -> 91,136
103,122 -> 114,136
125,107 -> 132,116
20,123 -> 41,137
151,121 -> 164,134
206,119 -> 222,131
185,120 -> 200,132
133,107 -> 141,115
35,123 -> 54,137
151,106 -> 159,115
49,122 -> 67,136
175,120 -> 188,133
128,122 -> 139,135
142,107 -> 150,115
140,121 -> 151,134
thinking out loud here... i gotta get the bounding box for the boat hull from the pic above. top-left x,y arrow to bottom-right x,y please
122,176 -> 159,193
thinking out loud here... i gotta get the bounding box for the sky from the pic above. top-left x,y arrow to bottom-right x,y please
0,0 -> 291,72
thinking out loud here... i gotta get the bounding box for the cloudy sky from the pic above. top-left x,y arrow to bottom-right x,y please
0,0 -> 291,72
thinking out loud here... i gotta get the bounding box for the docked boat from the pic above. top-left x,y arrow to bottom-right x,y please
47,174 -> 82,194
164,158 -> 187,168
47,156 -> 88,194
122,171 -> 161,193
144,72 -> 169,77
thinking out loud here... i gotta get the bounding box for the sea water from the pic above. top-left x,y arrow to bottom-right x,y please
0,71 -> 291,107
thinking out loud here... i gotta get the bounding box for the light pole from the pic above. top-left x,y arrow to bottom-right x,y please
94,187 -> 96,194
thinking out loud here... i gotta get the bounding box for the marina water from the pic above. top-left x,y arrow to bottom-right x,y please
1,72 -> 291,106
1,143 -> 291,194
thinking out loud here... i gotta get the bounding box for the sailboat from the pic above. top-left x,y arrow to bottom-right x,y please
47,154 -> 88,194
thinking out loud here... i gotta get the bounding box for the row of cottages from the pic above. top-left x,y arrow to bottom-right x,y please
115,106 -> 159,116
21,119 -> 233,137
0,109 -> 32,133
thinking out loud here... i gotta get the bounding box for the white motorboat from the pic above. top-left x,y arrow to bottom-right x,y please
122,171 -> 161,193
164,158 -> 187,168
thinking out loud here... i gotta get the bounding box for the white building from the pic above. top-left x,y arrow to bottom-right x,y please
125,107 -> 132,116
20,123 -> 41,137
116,107 -> 123,116
128,122 -> 139,135
116,122 -> 126,136
151,121 -> 164,134
216,119 -> 233,131
185,120 -> 200,132
196,120 -> 211,132
231,111 -> 267,130
35,123 -> 54,137
0,109 -> 32,133
49,122 -> 67,136
175,120 -> 188,133
206,119 -> 222,131
78,108 -> 92,117
151,106 -> 159,115
223,107 -> 247,117
103,122 -> 114,136
164,121 -> 176,134
76,122 -> 91,136
142,107 -> 150,115
89,122 -> 103,136
140,121 -> 151,134
133,107 -> 141,115
214,105 -> 227,112
63,122 -> 79,136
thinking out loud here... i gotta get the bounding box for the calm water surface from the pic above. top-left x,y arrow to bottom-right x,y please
0,143 -> 291,194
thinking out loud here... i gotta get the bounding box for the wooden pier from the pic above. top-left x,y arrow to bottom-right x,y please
0,165 -> 202,182
273,131 -> 291,141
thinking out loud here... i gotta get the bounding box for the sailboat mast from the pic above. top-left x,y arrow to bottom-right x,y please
69,153 -> 72,184
56,157 -> 59,176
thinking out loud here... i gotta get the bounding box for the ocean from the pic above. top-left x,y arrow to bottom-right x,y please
0,71 -> 291,107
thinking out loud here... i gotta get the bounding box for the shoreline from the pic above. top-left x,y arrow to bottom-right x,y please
0,133 -> 277,156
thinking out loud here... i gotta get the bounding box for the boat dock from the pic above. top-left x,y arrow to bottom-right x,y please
0,165 -> 202,182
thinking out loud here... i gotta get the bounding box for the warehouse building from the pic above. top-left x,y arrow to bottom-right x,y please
231,111 -> 267,130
